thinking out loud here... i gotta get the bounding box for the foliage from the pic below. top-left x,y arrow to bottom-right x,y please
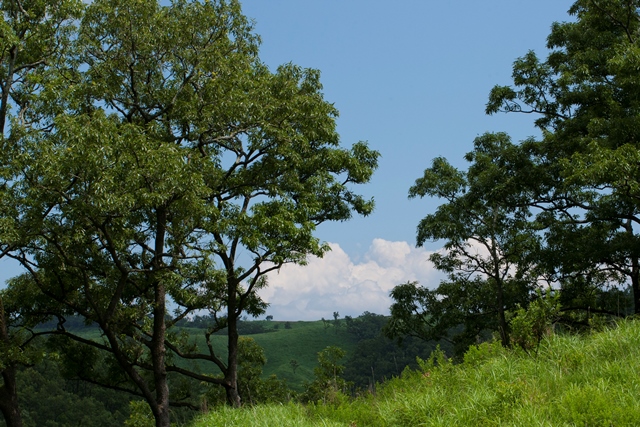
0,1 -> 84,425
332,312 -> 341,334
301,346 -> 349,404
235,337 -> 292,405
389,0 -> 640,355
508,289 -> 561,351
203,337 -> 293,407
343,311 -> 450,389
3,0 -> 377,423
124,401 -> 154,427
486,0 -> 640,314
387,133 -> 541,352
0,354 -> 131,427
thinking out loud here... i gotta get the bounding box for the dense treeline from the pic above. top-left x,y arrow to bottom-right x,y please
1,356 -> 131,427
342,312 -> 451,390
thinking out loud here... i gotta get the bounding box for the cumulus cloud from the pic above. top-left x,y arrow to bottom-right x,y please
259,239 -> 445,321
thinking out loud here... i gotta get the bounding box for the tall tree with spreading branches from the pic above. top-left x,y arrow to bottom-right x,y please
6,0 -> 378,425
487,0 -> 640,313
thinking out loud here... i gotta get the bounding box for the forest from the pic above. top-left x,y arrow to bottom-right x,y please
2,0 -> 640,426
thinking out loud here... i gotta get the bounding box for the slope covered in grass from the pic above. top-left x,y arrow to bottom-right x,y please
180,320 -> 358,390
192,319 -> 640,427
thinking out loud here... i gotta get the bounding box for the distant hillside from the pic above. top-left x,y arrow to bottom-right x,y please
181,319 -> 359,391
192,319 -> 640,427
34,314 -> 441,393
181,315 -> 443,392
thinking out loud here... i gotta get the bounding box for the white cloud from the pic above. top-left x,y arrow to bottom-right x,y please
259,239 -> 445,321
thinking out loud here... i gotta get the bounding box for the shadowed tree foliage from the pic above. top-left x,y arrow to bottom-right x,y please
387,133 -> 540,352
486,0 -> 640,314
344,312 -> 450,389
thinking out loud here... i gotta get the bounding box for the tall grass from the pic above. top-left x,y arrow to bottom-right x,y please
191,319 -> 640,427
190,404 -> 344,427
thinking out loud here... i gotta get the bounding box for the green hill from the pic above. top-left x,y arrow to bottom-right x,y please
179,320 -> 359,391
249,321 -> 358,390
191,319 -> 640,427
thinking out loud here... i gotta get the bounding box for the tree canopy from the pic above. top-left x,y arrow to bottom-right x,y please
390,0 -> 640,352
387,133 -> 540,351
0,0 -> 378,425
487,0 -> 640,314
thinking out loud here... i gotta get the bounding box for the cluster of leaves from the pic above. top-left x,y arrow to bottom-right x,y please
300,346 -> 350,405
508,289 -> 561,351
0,344 -> 133,427
388,0 -> 640,355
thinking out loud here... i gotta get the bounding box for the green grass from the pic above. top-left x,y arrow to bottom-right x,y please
190,404 -> 344,427
251,321 -> 357,389
191,319 -> 640,427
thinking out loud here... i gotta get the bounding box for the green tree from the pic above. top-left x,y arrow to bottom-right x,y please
302,346 -> 348,404
0,1 -> 82,426
344,311 -> 448,390
509,289 -> 561,351
387,133 -> 539,351
203,337 -> 291,407
7,352 -> 132,427
7,1 -> 378,425
486,0 -> 640,314
0,296 -> 27,427
235,337 -> 267,405
289,359 -> 299,375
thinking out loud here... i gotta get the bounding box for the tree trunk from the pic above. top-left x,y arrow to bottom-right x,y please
0,298 -> 23,427
624,221 -> 640,315
150,280 -> 171,427
0,44 -> 17,136
225,311 -> 241,407
150,208 -> 171,427
0,366 -> 22,427
490,236 -> 510,347
494,278 -> 510,347
631,254 -> 640,315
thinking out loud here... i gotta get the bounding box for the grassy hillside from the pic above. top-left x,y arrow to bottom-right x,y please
181,320 -> 358,390
250,321 -> 357,389
191,319 -> 640,427
39,318 -> 360,391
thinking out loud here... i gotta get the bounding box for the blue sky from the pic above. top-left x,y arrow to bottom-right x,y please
241,1 -> 575,257
241,1 -> 577,319
0,1 -> 578,320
